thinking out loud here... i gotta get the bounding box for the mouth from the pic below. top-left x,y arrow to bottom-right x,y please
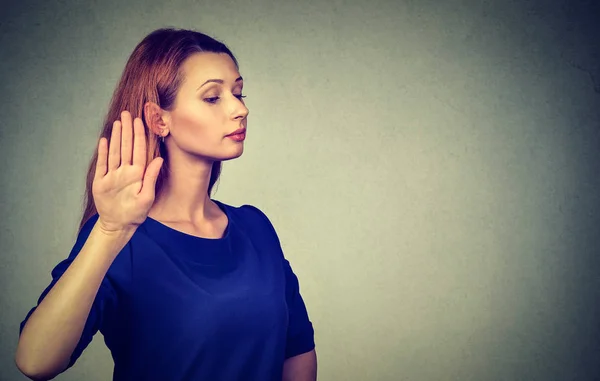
226,128 -> 246,136
226,128 -> 246,141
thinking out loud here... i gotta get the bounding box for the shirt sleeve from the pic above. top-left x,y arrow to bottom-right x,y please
283,258 -> 316,359
241,204 -> 316,359
19,214 -> 119,369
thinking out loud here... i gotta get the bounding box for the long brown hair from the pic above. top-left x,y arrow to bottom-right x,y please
78,28 -> 239,232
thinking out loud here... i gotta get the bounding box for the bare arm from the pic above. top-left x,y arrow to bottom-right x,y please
15,225 -> 134,379
15,112 -> 163,380
282,349 -> 317,381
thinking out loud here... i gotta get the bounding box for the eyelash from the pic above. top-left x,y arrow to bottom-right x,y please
205,94 -> 246,104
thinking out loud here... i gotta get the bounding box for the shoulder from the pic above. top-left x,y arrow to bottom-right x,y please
218,201 -> 281,241
216,200 -> 272,225
238,204 -> 272,223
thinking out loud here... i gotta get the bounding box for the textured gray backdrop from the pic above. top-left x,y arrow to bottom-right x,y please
1,0 -> 599,380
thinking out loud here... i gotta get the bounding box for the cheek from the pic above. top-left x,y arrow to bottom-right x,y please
173,108 -> 210,133
171,107 -> 227,148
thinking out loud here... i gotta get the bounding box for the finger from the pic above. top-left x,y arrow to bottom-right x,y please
140,157 -> 163,199
108,120 -> 121,171
132,117 -> 147,167
121,111 -> 133,165
94,138 -> 108,180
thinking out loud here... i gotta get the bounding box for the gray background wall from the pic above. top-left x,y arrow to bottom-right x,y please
1,0 -> 599,380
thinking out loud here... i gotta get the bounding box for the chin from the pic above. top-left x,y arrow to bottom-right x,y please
219,147 -> 245,161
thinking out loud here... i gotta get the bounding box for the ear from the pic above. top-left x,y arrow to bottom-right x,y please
143,102 -> 170,138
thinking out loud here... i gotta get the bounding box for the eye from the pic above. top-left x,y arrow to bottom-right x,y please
204,94 -> 246,104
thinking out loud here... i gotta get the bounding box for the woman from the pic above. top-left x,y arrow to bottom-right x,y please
15,28 -> 317,381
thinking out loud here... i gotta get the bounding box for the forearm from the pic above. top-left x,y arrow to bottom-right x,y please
15,222 -> 133,379
282,349 -> 317,381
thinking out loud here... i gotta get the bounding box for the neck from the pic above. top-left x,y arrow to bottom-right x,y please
150,156 -> 215,223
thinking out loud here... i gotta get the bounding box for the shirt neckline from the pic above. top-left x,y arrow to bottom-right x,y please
143,199 -> 232,242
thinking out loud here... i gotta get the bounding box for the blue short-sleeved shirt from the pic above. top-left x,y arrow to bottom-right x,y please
20,201 -> 315,380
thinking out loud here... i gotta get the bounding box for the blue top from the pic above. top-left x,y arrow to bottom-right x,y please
20,201 -> 315,380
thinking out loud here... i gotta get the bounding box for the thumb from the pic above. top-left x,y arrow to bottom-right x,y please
140,157 -> 164,199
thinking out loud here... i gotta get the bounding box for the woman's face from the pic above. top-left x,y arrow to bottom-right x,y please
165,52 -> 249,162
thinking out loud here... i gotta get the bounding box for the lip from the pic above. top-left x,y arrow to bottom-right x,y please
226,128 -> 246,137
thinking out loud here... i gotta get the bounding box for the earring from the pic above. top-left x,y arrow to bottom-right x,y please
161,135 -> 165,144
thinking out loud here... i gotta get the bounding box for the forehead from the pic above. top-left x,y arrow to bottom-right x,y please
180,52 -> 240,84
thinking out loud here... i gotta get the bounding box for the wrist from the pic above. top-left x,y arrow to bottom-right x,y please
95,219 -> 137,240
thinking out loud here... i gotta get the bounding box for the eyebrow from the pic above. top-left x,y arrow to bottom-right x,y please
197,76 -> 243,90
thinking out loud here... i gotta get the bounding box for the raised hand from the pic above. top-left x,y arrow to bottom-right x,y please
92,111 -> 163,234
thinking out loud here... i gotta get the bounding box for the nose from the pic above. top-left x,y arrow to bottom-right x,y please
231,96 -> 249,121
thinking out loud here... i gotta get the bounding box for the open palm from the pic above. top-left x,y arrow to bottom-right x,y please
92,111 -> 163,233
